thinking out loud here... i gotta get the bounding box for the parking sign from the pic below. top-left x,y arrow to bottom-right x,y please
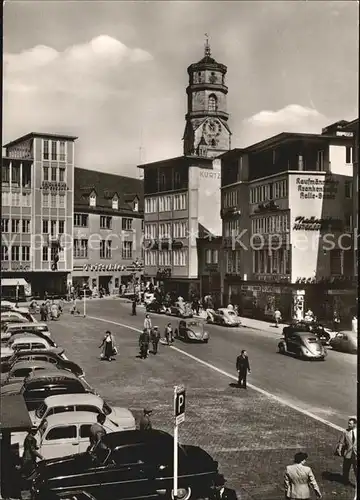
174,385 -> 186,425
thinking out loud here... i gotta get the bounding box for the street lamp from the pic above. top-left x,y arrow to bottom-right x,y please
16,281 -> 20,305
83,283 -> 87,318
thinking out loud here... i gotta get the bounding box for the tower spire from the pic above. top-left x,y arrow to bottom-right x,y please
204,33 -> 211,57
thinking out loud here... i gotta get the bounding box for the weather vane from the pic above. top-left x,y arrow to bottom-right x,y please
204,33 -> 211,57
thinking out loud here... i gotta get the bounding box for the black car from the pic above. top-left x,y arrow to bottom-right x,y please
282,321 -> 332,345
145,300 -> 167,314
32,429 -> 219,500
1,348 -> 84,377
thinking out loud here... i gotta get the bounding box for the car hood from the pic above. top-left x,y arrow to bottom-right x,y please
110,408 -> 136,429
35,452 -> 96,480
1,347 -> 14,358
187,327 -> 207,339
302,341 -> 324,355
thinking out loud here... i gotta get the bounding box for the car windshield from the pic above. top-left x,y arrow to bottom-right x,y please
188,321 -> 200,327
36,403 -> 48,419
38,419 -> 48,438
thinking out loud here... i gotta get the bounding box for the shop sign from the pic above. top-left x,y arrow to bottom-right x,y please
241,285 -> 261,292
293,216 -> 343,231
83,263 -> 126,272
42,181 -> 68,192
336,131 -> 353,137
1,262 -> 31,271
296,176 -> 338,200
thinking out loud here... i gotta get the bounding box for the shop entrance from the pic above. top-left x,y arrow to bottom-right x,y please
99,275 -> 112,295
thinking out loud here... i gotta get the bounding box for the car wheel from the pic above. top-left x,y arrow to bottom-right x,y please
204,339 -> 209,344
171,487 -> 192,500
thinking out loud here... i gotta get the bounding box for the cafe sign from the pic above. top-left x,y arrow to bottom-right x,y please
293,216 -> 343,231
83,264 -> 126,272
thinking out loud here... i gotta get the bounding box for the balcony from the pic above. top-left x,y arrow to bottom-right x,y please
156,267 -> 171,279
41,181 -> 68,192
221,207 -> 241,218
254,201 -> 280,214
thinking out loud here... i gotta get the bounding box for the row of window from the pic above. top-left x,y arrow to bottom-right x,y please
205,249 -> 219,265
145,221 -> 188,239
251,214 -> 289,234
253,249 -> 291,275
224,220 -> 240,237
1,245 -> 31,262
43,166 -> 66,183
42,220 -> 65,235
73,239 -> 133,260
2,192 -> 31,207
74,214 -> 134,230
145,193 -> 187,214
145,249 -> 187,267
42,193 -> 66,208
2,164 -> 32,187
43,140 -> 67,162
2,218 -> 31,234
225,250 -> 242,274
250,180 -> 288,204
223,189 -> 238,208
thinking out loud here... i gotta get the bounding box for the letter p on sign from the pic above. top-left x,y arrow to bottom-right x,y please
174,385 -> 186,425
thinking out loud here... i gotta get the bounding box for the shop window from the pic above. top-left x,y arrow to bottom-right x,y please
114,278 -> 119,289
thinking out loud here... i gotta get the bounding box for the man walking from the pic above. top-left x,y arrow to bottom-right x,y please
22,427 -> 44,480
236,350 -> 251,389
284,452 -> 322,499
88,413 -> 107,453
132,297 -> 137,316
139,408 -> 153,430
151,326 -> 160,354
274,308 -> 282,327
139,328 -> 150,359
144,313 -> 152,332
165,322 -> 173,345
335,416 -> 357,485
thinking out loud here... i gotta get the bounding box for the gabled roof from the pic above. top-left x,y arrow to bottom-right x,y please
4,132 -> 78,148
74,167 -> 143,214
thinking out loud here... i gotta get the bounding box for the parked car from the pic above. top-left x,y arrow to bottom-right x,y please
145,300 -> 167,314
1,349 -> 80,376
167,302 -> 193,318
1,335 -> 56,363
1,369 -> 94,410
282,321 -> 335,346
278,331 -> 327,360
1,360 -> 57,386
31,429 -> 219,500
330,331 -> 357,354
206,308 -> 242,327
1,309 -> 37,325
143,292 -> 155,305
175,320 -> 209,343
1,322 -> 51,341
31,393 -> 136,430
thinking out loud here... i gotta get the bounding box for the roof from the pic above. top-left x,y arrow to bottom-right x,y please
138,155 -> 213,170
1,278 -> 28,287
9,360 -> 55,370
43,393 -> 103,407
342,118 -> 359,131
0,395 -> 32,431
9,347 -> 64,358
41,411 -> 108,426
218,148 -> 244,160
103,429 -> 172,448
6,322 -> 48,329
27,369 -> 79,381
10,335 -> 48,343
3,132 -> 78,149
74,167 -> 143,214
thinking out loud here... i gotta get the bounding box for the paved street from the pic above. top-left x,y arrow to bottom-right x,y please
44,300 -> 356,499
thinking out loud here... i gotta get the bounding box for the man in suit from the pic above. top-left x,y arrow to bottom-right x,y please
139,408 -> 153,431
236,350 -> 251,389
284,452 -> 322,499
211,474 -> 238,500
335,416 -> 357,485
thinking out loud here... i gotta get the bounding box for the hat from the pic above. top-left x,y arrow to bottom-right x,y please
213,474 -> 226,486
144,408 -> 153,414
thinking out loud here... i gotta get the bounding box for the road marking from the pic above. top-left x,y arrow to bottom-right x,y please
87,315 -> 343,432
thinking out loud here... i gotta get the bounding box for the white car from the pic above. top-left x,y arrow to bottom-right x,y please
30,393 -> 136,430
1,322 -> 50,342
143,292 -> 155,305
1,309 -> 37,323
15,412 -> 121,460
1,335 -> 53,363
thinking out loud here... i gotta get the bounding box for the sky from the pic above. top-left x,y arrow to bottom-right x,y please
3,1 -> 359,177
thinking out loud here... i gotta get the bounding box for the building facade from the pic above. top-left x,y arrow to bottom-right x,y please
140,41 -> 231,299
71,168 -> 144,294
2,132 -> 77,297
221,121 -> 356,323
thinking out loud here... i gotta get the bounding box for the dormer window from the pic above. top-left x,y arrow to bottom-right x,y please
112,196 -> 118,210
89,191 -> 96,207
133,198 -> 139,212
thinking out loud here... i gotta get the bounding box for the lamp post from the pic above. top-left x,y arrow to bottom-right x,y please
16,281 -> 20,305
83,284 -> 87,318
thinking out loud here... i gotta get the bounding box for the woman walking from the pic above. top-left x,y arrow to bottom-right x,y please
99,331 -> 117,361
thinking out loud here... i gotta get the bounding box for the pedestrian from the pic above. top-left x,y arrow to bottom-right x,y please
335,416 -> 357,486
236,350 -> 251,389
50,301 -> 59,320
284,452 -> 322,499
87,413 -> 107,453
211,474 -> 238,500
99,331 -> 116,361
139,328 -> 150,359
144,313 -> 152,332
274,308 -> 282,327
151,326 -> 161,354
333,311 -> 341,332
164,322 -> 173,345
351,315 -> 357,334
39,302 -> 46,322
21,427 -> 43,480
70,297 -> 79,315
132,297 -> 137,316
139,408 -> 153,430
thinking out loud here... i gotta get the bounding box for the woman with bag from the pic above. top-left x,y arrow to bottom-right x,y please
99,331 -> 117,361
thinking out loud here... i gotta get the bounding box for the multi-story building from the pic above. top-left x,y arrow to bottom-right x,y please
140,40 -> 231,299
2,132 -> 77,297
71,168 -> 144,294
220,120 -> 355,322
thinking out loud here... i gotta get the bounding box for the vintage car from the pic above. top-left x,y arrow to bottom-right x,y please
143,292 -> 155,305
167,302 -> 193,318
1,334 -> 56,363
330,331 -> 357,354
1,349 -> 82,377
206,308 -> 242,327
145,300 -> 167,314
30,393 -> 135,429
278,331 -> 327,360
1,360 -> 57,386
282,321 -> 335,346
1,322 -> 51,341
1,370 -> 94,411
175,320 -> 209,343
31,429 -> 219,500
1,309 -> 37,325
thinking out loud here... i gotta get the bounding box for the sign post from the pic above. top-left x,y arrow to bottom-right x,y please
173,385 -> 186,499
83,285 -> 86,318
16,281 -> 20,304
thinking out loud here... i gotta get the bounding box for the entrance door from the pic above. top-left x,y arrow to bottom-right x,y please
99,275 -> 112,295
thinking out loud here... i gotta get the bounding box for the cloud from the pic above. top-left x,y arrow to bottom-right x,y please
239,104 -> 331,147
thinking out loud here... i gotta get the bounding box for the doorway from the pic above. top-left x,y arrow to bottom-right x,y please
99,276 -> 112,295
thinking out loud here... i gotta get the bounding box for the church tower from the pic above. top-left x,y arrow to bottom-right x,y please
183,36 -> 231,158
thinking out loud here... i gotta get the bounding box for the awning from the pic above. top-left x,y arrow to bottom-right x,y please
1,278 -> 28,287
0,395 -> 32,432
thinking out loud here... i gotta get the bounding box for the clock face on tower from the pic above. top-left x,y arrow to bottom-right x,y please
204,119 -> 221,137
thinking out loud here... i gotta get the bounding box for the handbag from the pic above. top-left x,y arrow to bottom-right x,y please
112,346 -> 118,355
